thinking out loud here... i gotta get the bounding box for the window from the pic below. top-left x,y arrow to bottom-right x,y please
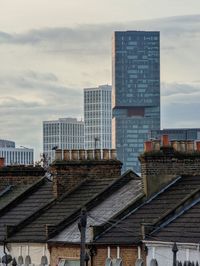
58,259 -> 80,266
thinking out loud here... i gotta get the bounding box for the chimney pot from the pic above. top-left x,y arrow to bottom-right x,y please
87,150 -> 94,160
186,141 -> 194,152
79,149 -> 86,160
152,140 -> 160,151
63,150 -> 70,161
71,150 -> 79,160
162,135 -> 170,147
0,158 -> 5,167
103,149 -> 110,160
110,149 -> 117,160
94,149 -> 101,160
144,141 -> 153,152
55,149 -> 62,160
180,141 -> 186,152
196,141 -> 200,151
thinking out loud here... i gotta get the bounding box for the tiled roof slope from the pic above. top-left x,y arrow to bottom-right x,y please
8,176 -> 121,242
0,178 -> 54,242
0,166 -> 45,211
148,194 -> 200,243
49,171 -> 143,243
94,175 -> 200,245
0,183 -> 34,211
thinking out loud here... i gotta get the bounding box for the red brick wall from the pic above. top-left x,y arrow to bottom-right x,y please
92,246 -> 138,266
49,245 -> 140,266
50,246 -> 80,266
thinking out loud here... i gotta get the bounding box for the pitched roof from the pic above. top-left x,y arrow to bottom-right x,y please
0,177 -> 54,242
0,166 -> 45,211
8,175 -> 121,242
48,171 -> 143,243
147,192 -> 200,243
94,175 -> 200,245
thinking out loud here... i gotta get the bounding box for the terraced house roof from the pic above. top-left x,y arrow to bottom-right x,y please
94,175 -> 200,245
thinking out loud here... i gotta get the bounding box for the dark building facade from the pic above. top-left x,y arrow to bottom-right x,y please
150,128 -> 200,141
112,31 -> 160,172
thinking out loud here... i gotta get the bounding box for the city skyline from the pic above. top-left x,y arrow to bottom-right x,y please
0,1 -> 200,159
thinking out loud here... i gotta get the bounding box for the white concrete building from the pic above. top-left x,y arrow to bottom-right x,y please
43,118 -> 84,162
0,139 -> 34,165
84,85 -> 112,149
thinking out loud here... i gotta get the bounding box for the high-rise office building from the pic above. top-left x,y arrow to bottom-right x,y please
84,85 -> 112,149
0,139 -> 34,165
43,118 -> 84,162
150,128 -> 200,141
112,31 -> 160,173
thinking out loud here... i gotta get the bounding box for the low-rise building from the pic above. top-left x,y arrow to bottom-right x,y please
0,139 -> 34,166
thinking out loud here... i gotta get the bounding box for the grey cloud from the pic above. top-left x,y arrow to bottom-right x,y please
162,82 -> 200,97
0,96 -> 41,108
0,71 -> 83,114
0,14 -> 199,42
0,14 -> 199,56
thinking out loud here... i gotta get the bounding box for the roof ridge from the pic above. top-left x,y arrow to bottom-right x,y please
93,175 -> 182,242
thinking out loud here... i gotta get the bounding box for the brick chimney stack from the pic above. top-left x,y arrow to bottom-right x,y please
51,149 -> 122,198
140,138 -> 200,197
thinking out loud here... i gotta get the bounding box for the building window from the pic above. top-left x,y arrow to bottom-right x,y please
58,259 -> 80,266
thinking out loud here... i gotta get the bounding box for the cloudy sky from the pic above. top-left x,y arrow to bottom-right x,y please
0,0 -> 200,159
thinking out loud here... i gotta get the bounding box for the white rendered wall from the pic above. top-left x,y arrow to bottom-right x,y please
146,242 -> 200,266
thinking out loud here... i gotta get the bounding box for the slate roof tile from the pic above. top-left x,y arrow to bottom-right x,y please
0,178 -> 54,241
8,176 -> 119,242
94,175 -> 200,245
49,172 -> 143,243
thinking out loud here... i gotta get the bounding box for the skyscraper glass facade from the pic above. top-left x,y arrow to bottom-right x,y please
112,31 -> 160,172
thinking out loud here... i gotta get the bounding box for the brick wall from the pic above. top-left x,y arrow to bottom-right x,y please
0,166 -> 45,186
92,246 -> 138,266
51,159 -> 122,198
49,245 -> 139,266
140,151 -> 200,196
50,245 -> 80,266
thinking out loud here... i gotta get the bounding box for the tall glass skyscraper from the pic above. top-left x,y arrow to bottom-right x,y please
112,31 -> 160,173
